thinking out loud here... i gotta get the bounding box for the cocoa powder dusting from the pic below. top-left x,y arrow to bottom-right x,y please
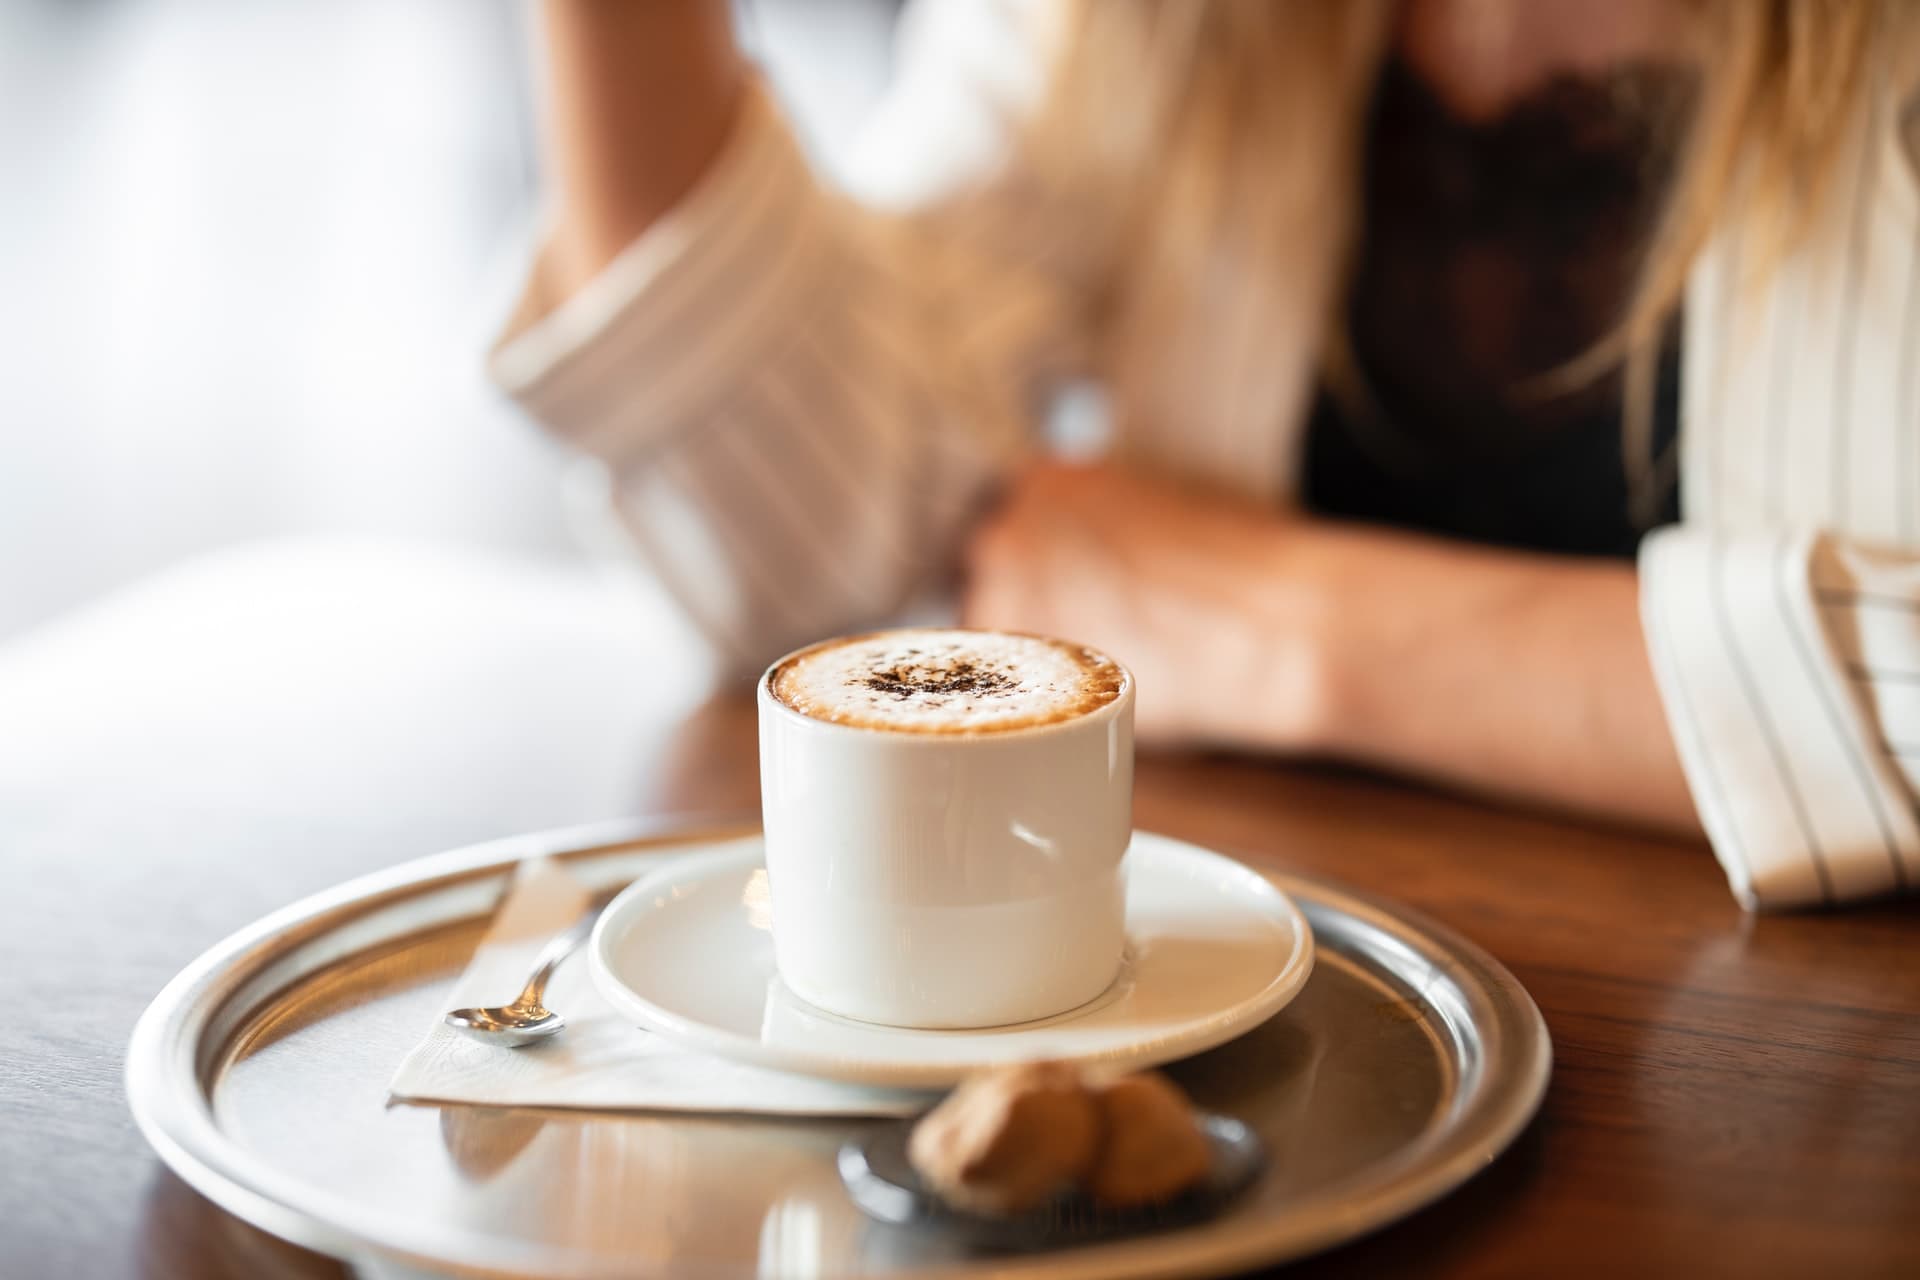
861,658 -> 1017,701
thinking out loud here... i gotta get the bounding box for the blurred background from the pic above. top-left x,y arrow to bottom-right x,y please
0,0 -> 898,643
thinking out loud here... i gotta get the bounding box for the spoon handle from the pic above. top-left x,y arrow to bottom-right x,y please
515,911 -> 600,1008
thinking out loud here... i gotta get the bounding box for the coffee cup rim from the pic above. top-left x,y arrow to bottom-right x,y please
757,628 -> 1134,743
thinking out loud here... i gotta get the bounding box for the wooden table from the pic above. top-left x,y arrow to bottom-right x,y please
5,543 -> 1918,1278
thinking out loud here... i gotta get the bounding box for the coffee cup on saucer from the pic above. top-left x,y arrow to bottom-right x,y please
757,628 -> 1135,1029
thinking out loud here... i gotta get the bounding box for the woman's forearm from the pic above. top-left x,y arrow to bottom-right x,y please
957,463 -> 1700,834
1298,524 -> 1700,833
537,1 -> 744,296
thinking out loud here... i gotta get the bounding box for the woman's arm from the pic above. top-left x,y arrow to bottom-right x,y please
1305,518 -> 1698,832
497,2 -> 1083,674
961,461 -> 1698,833
536,1 -> 744,300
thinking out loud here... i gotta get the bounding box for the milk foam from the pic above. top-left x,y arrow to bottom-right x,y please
770,630 -> 1124,733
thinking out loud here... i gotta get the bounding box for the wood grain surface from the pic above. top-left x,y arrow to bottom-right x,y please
5,553 -> 1918,1279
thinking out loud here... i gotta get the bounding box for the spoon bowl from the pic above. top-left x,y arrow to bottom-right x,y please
441,910 -> 600,1048
445,1003 -> 566,1046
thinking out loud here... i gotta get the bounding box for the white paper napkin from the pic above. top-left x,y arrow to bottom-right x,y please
388,857 -> 926,1116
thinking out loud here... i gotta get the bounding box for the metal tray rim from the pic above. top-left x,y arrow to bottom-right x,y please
126,818 -> 1552,1279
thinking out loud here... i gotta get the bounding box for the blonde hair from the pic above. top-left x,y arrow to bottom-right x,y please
1025,0 -> 1920,514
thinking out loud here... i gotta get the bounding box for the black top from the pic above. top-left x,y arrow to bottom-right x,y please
1303,59 -> 1692,559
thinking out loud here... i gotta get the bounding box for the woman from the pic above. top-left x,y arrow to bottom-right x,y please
492,0 -> 1920,909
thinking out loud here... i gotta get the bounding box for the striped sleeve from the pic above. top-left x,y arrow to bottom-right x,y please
1640,527 -> 1920,908
1647,91 -> 1920,909
491,82 -> 876,453
489,62 -> 1077,673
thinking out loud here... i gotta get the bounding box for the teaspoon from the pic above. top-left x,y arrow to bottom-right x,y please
444,910 -> 599,1047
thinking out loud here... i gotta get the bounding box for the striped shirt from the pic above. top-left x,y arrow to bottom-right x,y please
491,0 -> 1920,910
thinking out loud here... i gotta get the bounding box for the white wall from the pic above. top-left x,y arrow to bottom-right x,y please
0,0 -> 898,641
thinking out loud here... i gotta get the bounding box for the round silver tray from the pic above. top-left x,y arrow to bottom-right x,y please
127,820 -> 1551,1279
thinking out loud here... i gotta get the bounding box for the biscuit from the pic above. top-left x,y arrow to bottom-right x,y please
1084,1071 -> 1212,1208
906,1060 -> 1100,1214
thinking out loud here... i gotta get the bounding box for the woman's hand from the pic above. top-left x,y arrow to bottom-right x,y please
959,461 -> 1334,748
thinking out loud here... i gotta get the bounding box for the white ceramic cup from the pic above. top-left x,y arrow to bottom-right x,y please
757,632 -> 1135,1029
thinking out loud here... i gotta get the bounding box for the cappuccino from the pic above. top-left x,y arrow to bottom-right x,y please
769,629 -> 1126,734
758,626 -> 1135,1026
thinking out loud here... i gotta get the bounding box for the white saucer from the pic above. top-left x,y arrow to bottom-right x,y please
588,832 -> 1315,1089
